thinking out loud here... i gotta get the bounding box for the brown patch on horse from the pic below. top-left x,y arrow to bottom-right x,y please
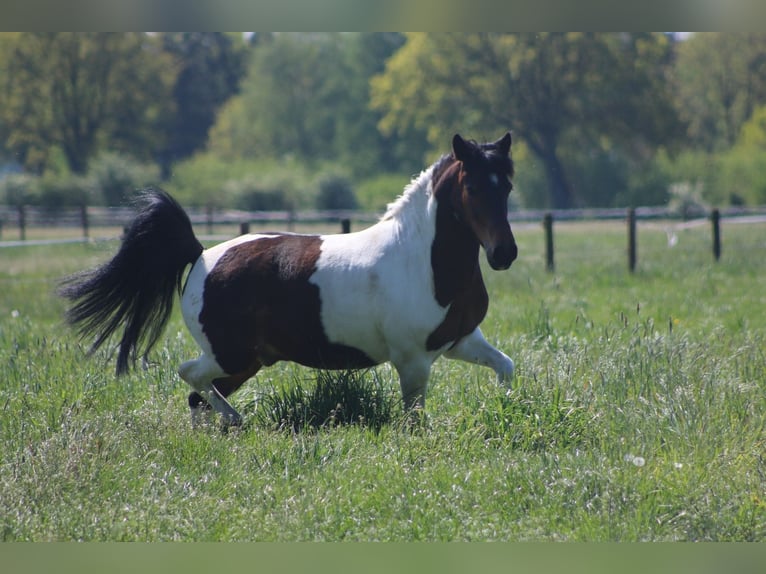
426,161 -> 489,351
199,235 -> 376,374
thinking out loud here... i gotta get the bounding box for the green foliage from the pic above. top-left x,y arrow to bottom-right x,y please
354,173 -> 412,212
315,172 -> 358,210
716,105 -> 766,205
155,33 -> 249,176
166,152 -> 318,209
4,33 -> 766,211
371,33 -> 681,209
718,149 -> 766,206
209,33 -> 349,161
33,173 -> 94,212
673,33 -> 766,151
87,152 -> 160,206
667,182 -> 708,219
646,106 -> 766,208
165,153 -> 251,207
0,173 -> 35,205
207,33 -> 426,177
1,171 -> 94,212
225,177 -> 292,212
0,33 -> 175,174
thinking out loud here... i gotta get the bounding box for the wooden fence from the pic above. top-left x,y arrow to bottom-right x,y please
1,204 -> 765,271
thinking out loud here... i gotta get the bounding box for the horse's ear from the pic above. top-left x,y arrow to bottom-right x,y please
495,132 -> 512,156
452,133 -> 473,162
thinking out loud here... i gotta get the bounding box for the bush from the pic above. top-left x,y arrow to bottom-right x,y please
0,173 -> 36,206
167,153 -> 315,209
88,152 -> 160,206
354,173 -> 410,212
225,177 -> 292,211
34,174 -> 94,214
667,181 -> 708,219
315,173 -> 357,210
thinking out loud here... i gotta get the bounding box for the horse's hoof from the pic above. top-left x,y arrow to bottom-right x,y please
220,413 -> 244,433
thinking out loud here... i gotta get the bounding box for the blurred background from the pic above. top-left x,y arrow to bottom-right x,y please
1,32 -> 766,220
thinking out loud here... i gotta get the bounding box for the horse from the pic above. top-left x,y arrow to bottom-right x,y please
59,132 -> 518,427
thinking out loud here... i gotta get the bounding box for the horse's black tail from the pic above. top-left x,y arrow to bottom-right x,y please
59,189 -> 204,375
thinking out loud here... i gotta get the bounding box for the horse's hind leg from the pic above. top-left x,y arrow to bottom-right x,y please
178,355 -> 244,428
187,362 -> 261,428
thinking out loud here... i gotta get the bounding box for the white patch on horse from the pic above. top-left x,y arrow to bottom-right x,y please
310,166 -> 449,365
444,327 -> 515,382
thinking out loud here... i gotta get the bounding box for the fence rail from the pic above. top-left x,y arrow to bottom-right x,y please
2,204 -> 765,270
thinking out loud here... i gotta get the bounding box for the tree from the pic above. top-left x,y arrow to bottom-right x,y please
334,32 -> 424,175
155,33 -> 249,177
213,33 -> 348,160
371,33 -> 682,209
716,105 -> 766,205
673,33 -> 766,152
0,33 -> 174,175
207,33 -> 427,177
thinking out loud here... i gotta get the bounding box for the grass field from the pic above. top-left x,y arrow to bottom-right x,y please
1,219 -> 765,541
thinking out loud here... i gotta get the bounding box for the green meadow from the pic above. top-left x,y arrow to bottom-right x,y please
1,220 -> 764,541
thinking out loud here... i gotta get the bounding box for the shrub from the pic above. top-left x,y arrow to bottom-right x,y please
667,181 -> 709,219
0,173 -> 36,206
88,152 -> 160,206
167,153 -> 316,209
354,173 -> 410,212
34,174 -> 94,214
225,177 -> 292,211
315,173 -> 357,210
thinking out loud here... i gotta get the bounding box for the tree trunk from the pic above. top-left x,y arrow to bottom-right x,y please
525,130 -> 575,210
540,149 -> 574,210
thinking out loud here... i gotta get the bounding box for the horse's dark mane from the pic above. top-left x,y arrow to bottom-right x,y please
431,153 -> 455,183
434,138 -> 514,180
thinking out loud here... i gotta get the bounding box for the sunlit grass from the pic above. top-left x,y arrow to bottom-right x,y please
1,221 -> 764,541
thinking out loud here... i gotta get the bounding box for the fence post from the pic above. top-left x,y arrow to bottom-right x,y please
711,208 -> 721,261
240,221 -> 250,235
627,207 -> 637,272
543,212 -> 554,272
18,204 -> 26,241
341,218 -> 351,234
80,204 -> 89,239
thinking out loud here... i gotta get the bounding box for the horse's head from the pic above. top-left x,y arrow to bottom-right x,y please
451,132 -> 517,270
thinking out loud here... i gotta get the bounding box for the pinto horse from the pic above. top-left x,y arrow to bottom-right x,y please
60,133 -> 517,426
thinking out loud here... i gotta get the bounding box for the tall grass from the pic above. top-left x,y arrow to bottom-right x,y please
1,222 -> 764,541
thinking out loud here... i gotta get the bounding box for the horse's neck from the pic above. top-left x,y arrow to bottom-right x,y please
379,161 -> 482,304
382,166 -> 434,221
430,185 -> 482,306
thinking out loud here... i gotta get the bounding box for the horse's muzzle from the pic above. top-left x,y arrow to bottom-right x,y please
487,241 -> 518,270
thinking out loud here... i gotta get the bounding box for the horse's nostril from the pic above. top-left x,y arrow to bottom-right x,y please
488,243 -> 517,270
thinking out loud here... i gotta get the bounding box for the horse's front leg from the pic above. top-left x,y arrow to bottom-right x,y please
393,357 -> 433,415
444,327 -> 515,384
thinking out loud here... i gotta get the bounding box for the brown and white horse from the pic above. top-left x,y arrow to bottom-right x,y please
60,133 -> 518,426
